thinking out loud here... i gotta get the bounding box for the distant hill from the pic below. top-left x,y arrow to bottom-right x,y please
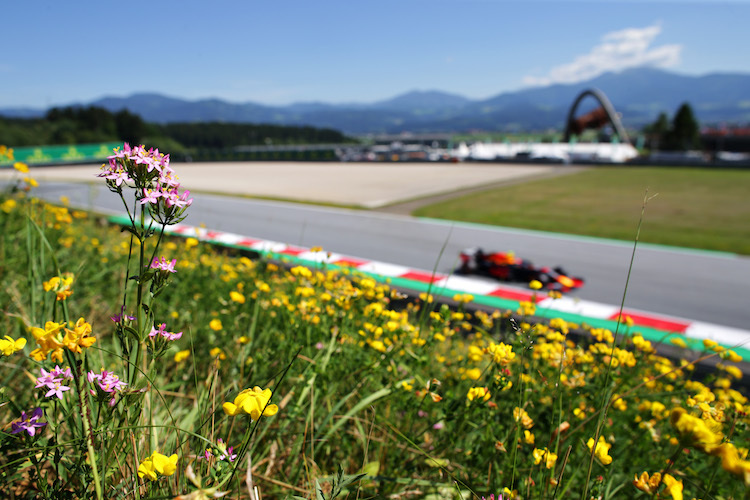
3,68 -> 749,134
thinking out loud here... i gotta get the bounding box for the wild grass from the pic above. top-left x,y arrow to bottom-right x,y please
0,149 -> 749,499
413,166 -> 750,255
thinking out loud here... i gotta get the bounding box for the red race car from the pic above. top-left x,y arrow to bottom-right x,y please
457,248 -> 584,292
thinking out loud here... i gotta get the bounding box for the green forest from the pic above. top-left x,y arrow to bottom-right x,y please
0,106 -> 353,161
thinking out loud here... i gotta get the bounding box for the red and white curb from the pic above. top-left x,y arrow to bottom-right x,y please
160,221 -> 750,353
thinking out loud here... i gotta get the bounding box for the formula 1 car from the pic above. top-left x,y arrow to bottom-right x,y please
456,248 -> 584,292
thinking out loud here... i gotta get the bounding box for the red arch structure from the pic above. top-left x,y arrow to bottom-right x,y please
563,88 -> 630,144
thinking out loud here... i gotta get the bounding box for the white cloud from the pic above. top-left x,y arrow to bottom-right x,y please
523,24 -> 682,87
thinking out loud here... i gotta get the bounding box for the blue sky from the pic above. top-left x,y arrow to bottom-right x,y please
2,0 -> 749,108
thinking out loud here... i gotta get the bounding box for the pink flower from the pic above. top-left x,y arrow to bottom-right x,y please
149,323 -> 166,338
45,381 -> 71,399
179,190 -> 193,207
163,330 -> 183,341
140,188 -> 161,205
88,369 -> 127,394
35,366 -> 73,400
149,322 -> 182,341
151,257 -> 177,273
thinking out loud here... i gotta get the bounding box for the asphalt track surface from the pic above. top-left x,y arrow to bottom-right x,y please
7,162 -> 750,331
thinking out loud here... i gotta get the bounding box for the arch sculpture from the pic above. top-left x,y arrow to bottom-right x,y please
563,88 -> 630,144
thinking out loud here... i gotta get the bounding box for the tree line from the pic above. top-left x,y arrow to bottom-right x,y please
0,106 -> 353,153
642,102 -> 702,151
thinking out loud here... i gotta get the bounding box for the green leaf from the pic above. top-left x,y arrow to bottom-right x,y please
361,460 -> 380,477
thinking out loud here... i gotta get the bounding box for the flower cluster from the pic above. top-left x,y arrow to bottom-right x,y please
88,369 -> 127,406
151,256 -> 177,273
633,471 -> 683,499
35,365 -> 73,400
670,406 -> 750,484
29,318 -> 96,361
467,386 -> 491,402
98,143 -> 192,225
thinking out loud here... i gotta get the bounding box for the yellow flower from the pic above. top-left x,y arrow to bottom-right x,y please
587,436 -> 613,465
532,447 -> 557,469
549,317 -> 569,334
611,395 -> 627,411
0,336 -> 26,356
516,301 -> 536,316
590,328 -> 614,344
367,339 -> 387,353
209,319 -> 223,331
290,265 -> 312,278
152,452 -> 178,476
209,347 -> 227,360
632,335 -> 654,353
662,474 -> 683,500
485,342 -> 515,364
466,387 -> 490,402
174,350 -> 191,362
137,457 -> 157,482
670,337 -> 687,349
714,443 -> 750,486
0,145 -> 13,161
670,407 -> 723,453
43,274 -> 74,301
703,338 -> 718,350
1,199 -> 17,213
222,386 -> 279,420
723,364 -> 743,380
633,471 -> 661,494
62,317 -> 96,353
138,451 -> 178,481
452,293 -> 474,304
513,407 -> 534,429
14,162 -> 29,173
524,430 -> 535,445
464,367 -> 481,380
723,350 -> 743,363
229,291 -> 246,304
30,320 -> 66,362
185,237 -> 199,249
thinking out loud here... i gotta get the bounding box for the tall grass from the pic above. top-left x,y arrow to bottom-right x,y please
0,146 -> 748,499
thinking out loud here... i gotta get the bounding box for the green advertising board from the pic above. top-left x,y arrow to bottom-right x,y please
0,142 -> 122,167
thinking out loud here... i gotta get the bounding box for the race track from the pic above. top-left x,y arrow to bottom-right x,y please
26,179 -> 750,331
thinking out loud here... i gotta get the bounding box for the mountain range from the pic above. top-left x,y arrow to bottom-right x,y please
2,67 -> 749,135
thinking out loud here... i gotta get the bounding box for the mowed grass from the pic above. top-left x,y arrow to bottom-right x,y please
413,166 -> 750,255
